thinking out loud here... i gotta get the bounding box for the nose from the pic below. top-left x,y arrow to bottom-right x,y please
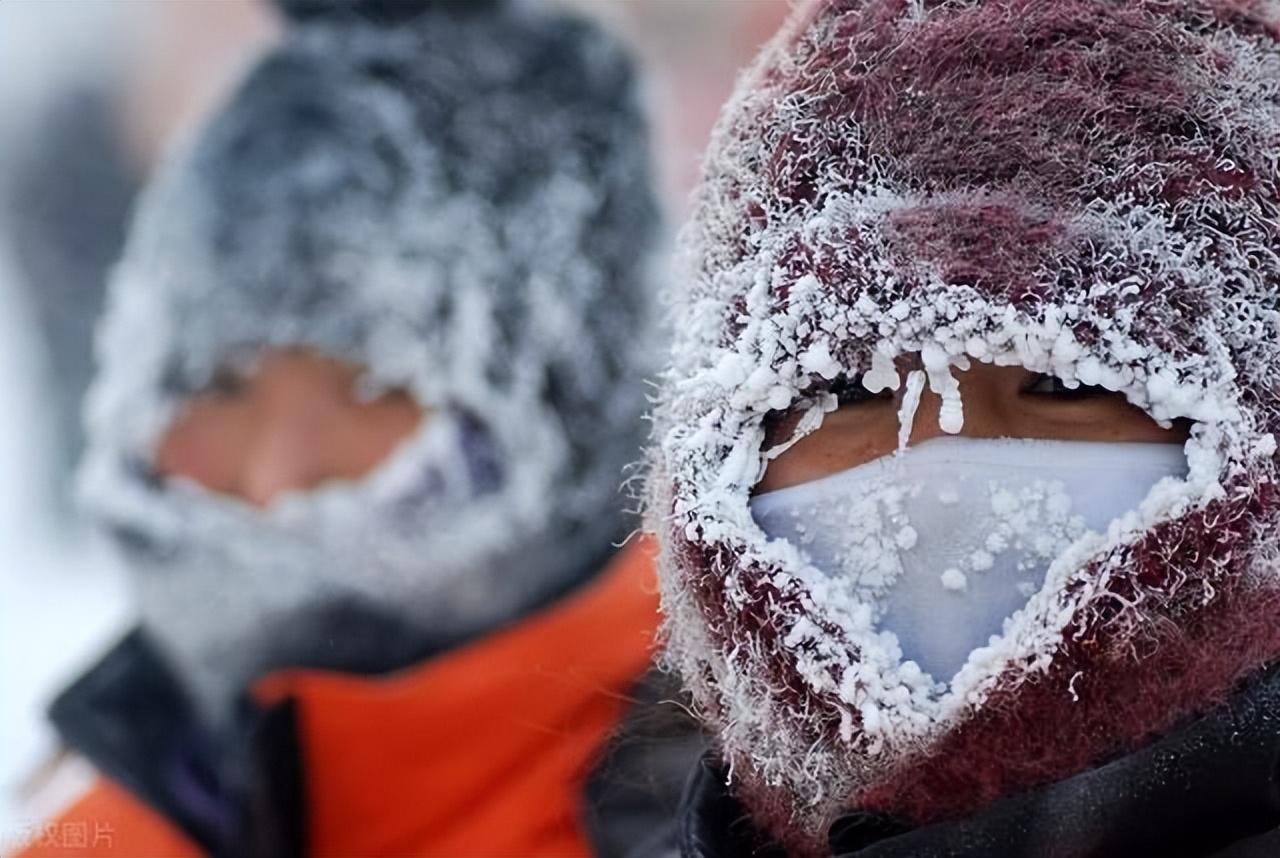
237,403 -> 326,507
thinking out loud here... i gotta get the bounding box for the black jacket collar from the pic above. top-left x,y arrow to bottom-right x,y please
680,663 -> 1280,857
48,628 -> 304,858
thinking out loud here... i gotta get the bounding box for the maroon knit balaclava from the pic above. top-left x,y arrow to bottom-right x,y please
648,1 -> 1280,854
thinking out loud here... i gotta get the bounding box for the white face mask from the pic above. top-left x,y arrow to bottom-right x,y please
750,437 -> 1188,683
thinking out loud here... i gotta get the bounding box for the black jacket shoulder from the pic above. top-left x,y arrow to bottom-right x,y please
678,664 -> 1280,858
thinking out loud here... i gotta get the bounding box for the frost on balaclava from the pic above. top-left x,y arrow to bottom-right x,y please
79,0 -> 660,729
648,0 -> 1280,853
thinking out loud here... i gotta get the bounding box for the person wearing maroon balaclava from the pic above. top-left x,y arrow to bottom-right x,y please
646,1 -> 1280,856
14,1 -> 694,856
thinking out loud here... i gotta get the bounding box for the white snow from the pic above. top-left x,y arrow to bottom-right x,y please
863,350 -> 901,394
894,525 -> 918,550
922,343 -> 967,435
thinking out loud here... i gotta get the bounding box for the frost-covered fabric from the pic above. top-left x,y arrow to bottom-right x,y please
80,0 -> 660,727
647,1 -> 1280,853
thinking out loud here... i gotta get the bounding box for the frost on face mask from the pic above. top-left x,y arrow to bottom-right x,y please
78,0 -> 661,728
752,437 -> 1189,684
646,0 -> 1280,851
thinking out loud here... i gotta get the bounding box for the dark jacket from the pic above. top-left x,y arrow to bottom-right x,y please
677,663 -> 1280,858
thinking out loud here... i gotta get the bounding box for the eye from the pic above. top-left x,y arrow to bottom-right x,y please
831,375 -> 894,408
1023,373 -> 1109,400
207,365 -> 251,399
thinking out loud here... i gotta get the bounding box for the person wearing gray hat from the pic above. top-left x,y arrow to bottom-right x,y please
17,2 -> 699,856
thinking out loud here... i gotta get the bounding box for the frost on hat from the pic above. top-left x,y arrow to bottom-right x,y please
648,0 -> 1280,853
79,0 -> 660,722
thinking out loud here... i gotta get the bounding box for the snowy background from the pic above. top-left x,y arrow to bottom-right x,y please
0,1 -> 271,839
0,0 -> 786,840
1,4 -> 129,841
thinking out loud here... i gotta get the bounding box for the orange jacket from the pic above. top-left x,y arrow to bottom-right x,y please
16,541 -> 660,858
